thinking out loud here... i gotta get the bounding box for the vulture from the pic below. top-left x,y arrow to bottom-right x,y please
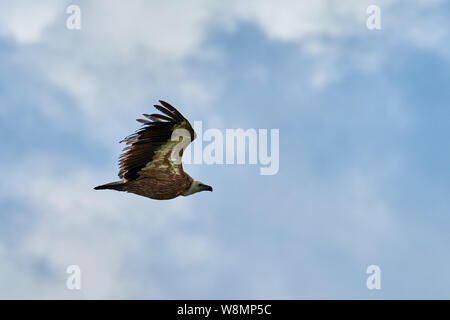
94,100 -> 213,200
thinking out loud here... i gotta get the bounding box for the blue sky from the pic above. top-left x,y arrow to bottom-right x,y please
0,0 -> 450,299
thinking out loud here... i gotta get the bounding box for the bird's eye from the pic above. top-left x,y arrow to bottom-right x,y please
198,184 -> 203,187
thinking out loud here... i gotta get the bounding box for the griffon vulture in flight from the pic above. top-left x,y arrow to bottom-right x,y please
94,100 -> 213,200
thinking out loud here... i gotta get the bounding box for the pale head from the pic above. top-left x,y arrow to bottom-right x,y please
182,181 -> 213,196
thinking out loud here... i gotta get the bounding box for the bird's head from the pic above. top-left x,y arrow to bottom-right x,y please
182,181 -> 213,196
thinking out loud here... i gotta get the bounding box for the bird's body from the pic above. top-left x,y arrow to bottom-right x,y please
95,173 -> 193,200
94,100 -> 212,200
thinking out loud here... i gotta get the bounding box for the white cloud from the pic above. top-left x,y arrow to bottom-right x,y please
1,0 -> 448,129
0,0 -> 63,44
233,0 -> 363,40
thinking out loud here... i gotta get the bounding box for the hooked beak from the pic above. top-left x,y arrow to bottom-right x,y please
202,185 -> 213,192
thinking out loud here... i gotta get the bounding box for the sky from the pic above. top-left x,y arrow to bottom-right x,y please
0,0 -> 450,299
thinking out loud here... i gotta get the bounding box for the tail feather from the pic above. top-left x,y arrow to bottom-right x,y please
94,181 -> 125,191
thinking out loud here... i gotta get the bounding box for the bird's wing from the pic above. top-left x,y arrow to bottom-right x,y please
118,100 -> 196,181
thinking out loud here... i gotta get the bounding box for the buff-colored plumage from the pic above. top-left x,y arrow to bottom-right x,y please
94,100 -> 212,200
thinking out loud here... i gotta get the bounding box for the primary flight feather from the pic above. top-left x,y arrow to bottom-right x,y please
94,100 -> 213,200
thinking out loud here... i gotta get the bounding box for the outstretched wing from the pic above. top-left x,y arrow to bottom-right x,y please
118,100 -> 196,182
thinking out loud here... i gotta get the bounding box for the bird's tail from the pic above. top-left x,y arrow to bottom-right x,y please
94,181 -> 126,191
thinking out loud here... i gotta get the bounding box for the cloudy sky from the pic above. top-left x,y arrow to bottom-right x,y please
0,0 -> 449,299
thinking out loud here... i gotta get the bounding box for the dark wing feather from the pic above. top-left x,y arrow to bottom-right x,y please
143,113 -> 173,122
118,101 -> 196,181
